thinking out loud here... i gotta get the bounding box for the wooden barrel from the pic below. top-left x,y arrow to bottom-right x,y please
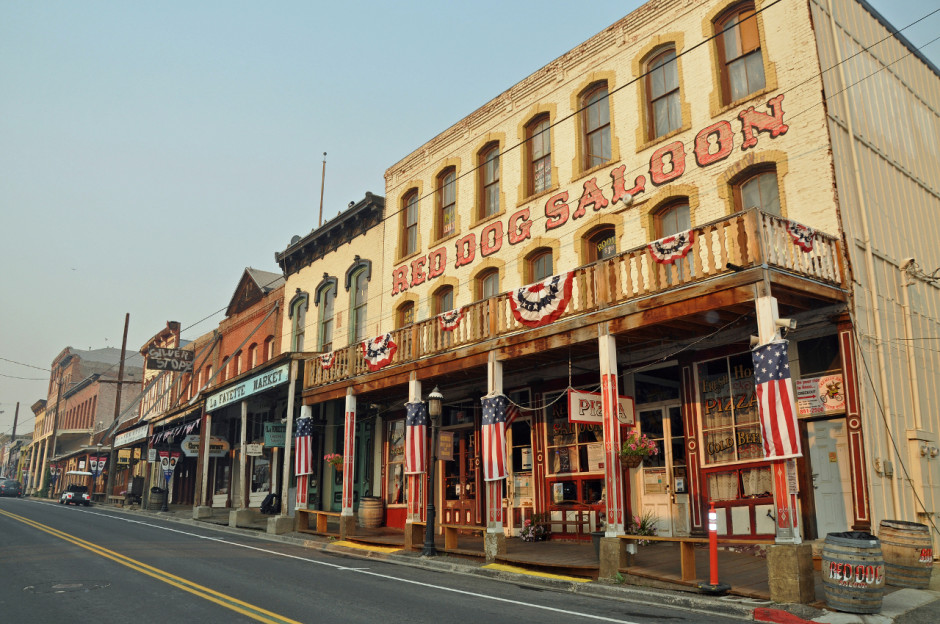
358,497 -> 384,528
879,520 -> 934,589
821,532 -> 886,614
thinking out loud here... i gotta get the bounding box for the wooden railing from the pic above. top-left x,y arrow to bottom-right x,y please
307,210 -> 844,388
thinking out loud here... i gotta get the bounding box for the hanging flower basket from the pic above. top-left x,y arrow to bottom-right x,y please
324,453 -> 343,471
620,454 -> 643,469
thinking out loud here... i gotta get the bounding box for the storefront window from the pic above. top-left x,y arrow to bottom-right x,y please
386,420 -> 405,505
698,352 -> 763,466
546,399 -> 603,475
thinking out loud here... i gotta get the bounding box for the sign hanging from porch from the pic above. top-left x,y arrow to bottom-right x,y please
180,434 -> 230,458
648,229 -> 695,264
264,422 -> 286,447
508,272 -> 574,328
567,388 -> 635,425
362,333 -> 397,371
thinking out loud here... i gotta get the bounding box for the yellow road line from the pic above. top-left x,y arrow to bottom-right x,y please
0,509 -> 301,624
483,563 -> 591,583
332,540 -> 402,554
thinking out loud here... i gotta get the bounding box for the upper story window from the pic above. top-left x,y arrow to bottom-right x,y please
715,3 -> 766,104
249,344 -> 258,368
646,48 -> 681,139
734,168 -> 780,216
434,286 -> 454,315
350,268 -> 369,344
586,226 -> 618,262
290,295 -> 307,352
478,143 -> 500,219
655,201 -> 691,238
264,336 -> 275,361
437,168 -> 456,239
477,269 -> 500,300
318,284 -> 335,352
402,190 -> 419,257
396,301 -> 415,329
582,82 -> 611,170
205,365 -> 213,387
527,248 -> 554,283
220,358 -> 229,382
527,115 -> 552,195
233,351 -> 242,377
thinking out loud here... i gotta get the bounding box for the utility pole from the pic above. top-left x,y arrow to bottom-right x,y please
318,152 -> 327,227
105,313 -> 130,499
8,402 -> 18,478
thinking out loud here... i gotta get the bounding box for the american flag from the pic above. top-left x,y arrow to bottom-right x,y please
506,401 -> 521,426
752,340 -> 802,459
404,402 -> 428,474
481,395 -> 508,481
294,416 -> 313,475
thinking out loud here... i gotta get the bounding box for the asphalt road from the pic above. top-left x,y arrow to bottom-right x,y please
0,497 -> 748,624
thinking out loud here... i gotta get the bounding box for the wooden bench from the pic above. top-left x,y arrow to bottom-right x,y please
440,523 -> 486,551
296,509 -> 342,535
107,495 -> 125,506
405,521 -> 426,550
617,534 -> 773,582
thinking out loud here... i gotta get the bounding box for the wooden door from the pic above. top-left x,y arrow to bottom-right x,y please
441,426 -> 481,525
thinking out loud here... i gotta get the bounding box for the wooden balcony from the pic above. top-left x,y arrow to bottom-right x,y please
305,210 -> 846,393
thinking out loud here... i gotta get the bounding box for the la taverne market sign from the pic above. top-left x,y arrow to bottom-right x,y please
206,364 -> 290,412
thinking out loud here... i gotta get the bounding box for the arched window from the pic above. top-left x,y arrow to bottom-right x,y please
646,47 -> 681,139
526,114 -> 552,195
586,226 -> 618,262
434,286 -> 454,315
350,267 -> 369,343
655,201 -> 691,238
317,283 -> 336,352
477,268 -> 500,300
396,301 -> 415,329
233,350 -> 242,377
401,189 -> 419,257
581,82 -> 611,170
220,358 -> 229,382
248,344 -> 258,369
264,336 -> 275,361
527,248 -> 554,282
715,3 -> 766,104
437,168 -> 456,239
290,295 -> 307,352
478,143 -> 500,219
734,168 -> 780,216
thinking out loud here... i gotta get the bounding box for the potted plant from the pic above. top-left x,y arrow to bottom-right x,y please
619,430 -> 659,468
520,513 -> 550,542
324,453 -> 344,471
626,510 -> 659,545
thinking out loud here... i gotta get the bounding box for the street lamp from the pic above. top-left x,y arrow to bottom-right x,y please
422,386 -> 443,557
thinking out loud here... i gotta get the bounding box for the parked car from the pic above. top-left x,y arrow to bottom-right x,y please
0,479 -> 23,497
59,484 -> 91,506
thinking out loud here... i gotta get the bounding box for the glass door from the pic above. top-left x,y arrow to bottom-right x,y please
441,426 -> 480,526
637,404 -> 688,536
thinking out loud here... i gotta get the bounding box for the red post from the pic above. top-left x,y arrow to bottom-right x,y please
698,501 -> 730,594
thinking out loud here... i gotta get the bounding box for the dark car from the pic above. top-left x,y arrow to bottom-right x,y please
59,484 -> 91,506
0,479 -> 23,497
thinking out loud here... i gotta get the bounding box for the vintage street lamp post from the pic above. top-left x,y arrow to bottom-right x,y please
422,387 -> 443,557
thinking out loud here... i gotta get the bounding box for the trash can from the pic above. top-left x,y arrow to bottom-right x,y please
148,487 -> 166,511
879,520 -> 934,589
591,531 -> 605,559
821,531 -> 886,614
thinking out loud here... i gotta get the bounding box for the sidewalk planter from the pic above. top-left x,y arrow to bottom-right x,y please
879,520 -> 934,589
358,496 -> 384,528
821,531 -> 885,614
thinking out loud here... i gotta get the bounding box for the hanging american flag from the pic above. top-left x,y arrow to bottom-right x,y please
506,401 -> 521,427
294,416 -> 314,475
404,401 -> 428,475
481,395 -> 508,481
752,340 -> 802,459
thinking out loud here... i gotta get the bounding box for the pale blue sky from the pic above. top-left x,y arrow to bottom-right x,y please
2,0 -> 939,437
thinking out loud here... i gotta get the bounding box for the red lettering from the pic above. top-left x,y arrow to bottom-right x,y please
610,165 -> 646,205
480,221 -> 503,257
410,256 -> 427,287
572,177 -> 609,219
544,191 -> 570,230
428,247 -> 446,278
649,141 -> 686,185
454,234 -> 476,268
694,120 -> 734,167
739,94 -> 789,150
508,208 -> 532,245
391,266 -> 409,295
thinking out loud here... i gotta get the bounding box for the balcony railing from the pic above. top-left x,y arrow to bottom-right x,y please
308,210 -> 844,388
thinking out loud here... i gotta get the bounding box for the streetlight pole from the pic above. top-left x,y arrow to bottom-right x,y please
422,387 -> 443,557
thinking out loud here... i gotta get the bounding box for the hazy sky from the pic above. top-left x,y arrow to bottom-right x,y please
2,0 -> 939,438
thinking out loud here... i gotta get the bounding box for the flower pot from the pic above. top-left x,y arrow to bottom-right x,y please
620,455 -> 643,469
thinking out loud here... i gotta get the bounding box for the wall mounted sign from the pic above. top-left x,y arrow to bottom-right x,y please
115,424 -> 150,448
263,423 -> 286,448
146,348 -> 194,372
206,363 -> 290,412
567,388 -> 635,425
796,374 -> 845,416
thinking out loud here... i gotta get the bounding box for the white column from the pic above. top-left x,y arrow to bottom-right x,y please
239,400 -> 248,509
599,329 -> 625,535
486,351 -> 504,532
407,374 -> 422,523
342,388 -> 356,517
200,412 -> 212,506
280,360 -> 298,515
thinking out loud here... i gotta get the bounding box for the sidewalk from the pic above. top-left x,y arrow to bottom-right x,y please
105,502 -> 939,624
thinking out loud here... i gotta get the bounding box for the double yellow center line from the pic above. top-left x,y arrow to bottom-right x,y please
0,509 -> 300,624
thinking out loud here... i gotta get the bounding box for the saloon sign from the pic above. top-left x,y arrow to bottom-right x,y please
391,95 -> 789,296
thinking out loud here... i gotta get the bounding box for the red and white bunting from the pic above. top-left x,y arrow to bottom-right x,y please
318,351 -> 335,370
508,272 -> 574,328
648,229 -> 695,264
362,333 -> 398,371
438,307 -> 465,332
786,220 -> 815,252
